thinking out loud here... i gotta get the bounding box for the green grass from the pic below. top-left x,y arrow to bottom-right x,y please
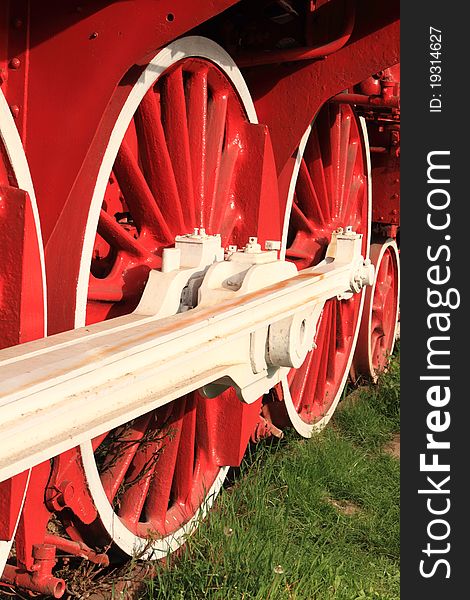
145,351 -> 400,600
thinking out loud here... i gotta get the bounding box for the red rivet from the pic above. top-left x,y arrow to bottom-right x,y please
9,57 -> 21,70
10,105 -> 20,118
89,31 -> 98,40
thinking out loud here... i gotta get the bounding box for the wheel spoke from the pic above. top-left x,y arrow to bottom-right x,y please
113,141 -> 174,243
339,140 -> 358,220
187,67 -> 209,228
336,300 -> 345,352
172,394 -> 197,505
97,209 -> 158,261
118,433 -> 162,525
145,399 -> 186,527
291,201 -> 316,234
337,110 -> 352,212
99,414 -> 153,503
211,142 -> 240,233
324,106 -> 340,220
290,347 -> 315,412
297,305 -> 328,414
161,67 -> 196,230
296,160 -> 325,226
204,91 -> 229,227
371,311 -> 384,336
304,124 -> 330,223
327,299 -> 338,382
92,432 -> 109,452
340,174 -> 362,229
315,303 -> 332,405
135,89 -> 186,233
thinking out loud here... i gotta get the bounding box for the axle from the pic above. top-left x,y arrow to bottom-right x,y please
0,229 -> 373,482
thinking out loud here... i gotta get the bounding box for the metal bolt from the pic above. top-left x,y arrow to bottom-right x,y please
9,57 -> 21,70
89,31 -> 98,40
265,240 -> 281,251
10,105 -> 20,118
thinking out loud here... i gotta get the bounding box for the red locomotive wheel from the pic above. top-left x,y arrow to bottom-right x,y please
0,91 -> 46,574
271,103 -> 371,437
352,240 -> 400,381
65,38 -> 279,558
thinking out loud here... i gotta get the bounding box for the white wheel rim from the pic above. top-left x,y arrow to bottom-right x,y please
279,114 -> 372,437
77,36 -> 258,557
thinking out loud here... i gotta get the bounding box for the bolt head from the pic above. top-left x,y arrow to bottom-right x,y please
9,57 -> 21,70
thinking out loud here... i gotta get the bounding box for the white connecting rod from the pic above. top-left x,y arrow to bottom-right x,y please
0,230 -> 372,482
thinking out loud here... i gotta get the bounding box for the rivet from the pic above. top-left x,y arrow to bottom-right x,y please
89,31 -> 98,40
10,105 -> 20,118
9,57 -> 21,70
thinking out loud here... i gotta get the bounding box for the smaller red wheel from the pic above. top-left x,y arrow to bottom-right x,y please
352,239 -> 400,381
268,103 -> 371,438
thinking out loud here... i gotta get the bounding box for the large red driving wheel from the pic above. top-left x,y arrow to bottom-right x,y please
270,103 -> 371,437
352,239 -> 400,381
55,38 -> 281,559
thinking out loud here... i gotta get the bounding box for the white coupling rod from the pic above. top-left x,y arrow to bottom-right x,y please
0,231 -> 373,482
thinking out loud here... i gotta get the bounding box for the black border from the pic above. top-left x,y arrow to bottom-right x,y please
401,3 -> 467,597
